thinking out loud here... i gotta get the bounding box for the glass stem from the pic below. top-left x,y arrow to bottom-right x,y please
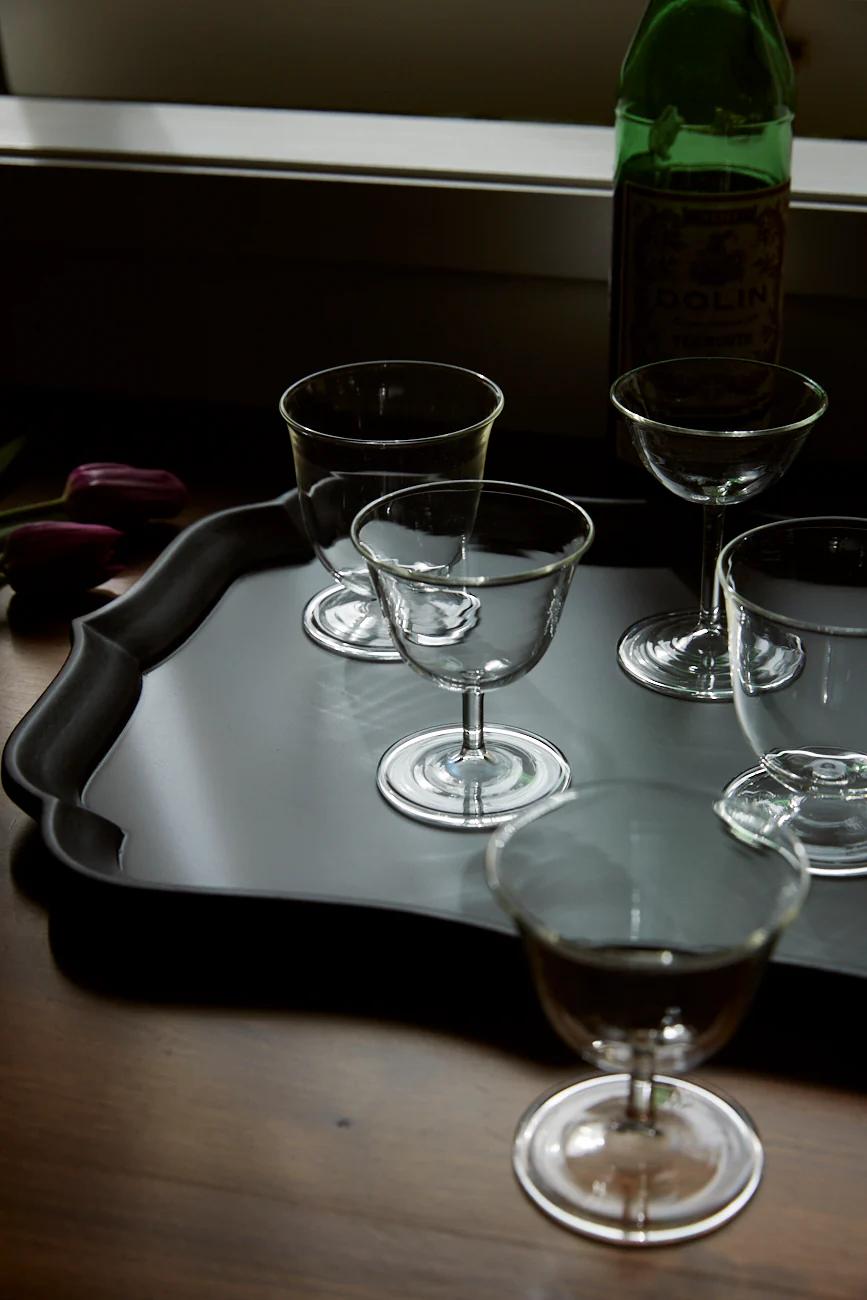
698,502 -> 726,633
625,1043 -> 658,1131
459,688 -> 487,761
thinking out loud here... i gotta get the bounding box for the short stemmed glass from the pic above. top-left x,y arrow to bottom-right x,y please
280,360 -> 503,661
486,781 -> 810,1246
351,480 -> 594,828
720,516 -> 867,876
610,358 -> 828,701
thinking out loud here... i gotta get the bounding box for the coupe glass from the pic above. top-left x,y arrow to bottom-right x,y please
350,480 -> 594,828
720,516 -> 867,876
280,360 -> 503,661
610,358 -> 828,701
486,781 -> 810,1246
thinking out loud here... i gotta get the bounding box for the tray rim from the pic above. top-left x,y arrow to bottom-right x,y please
3,492 -> 309,883
2,487 -> 639,897
3,489 -> 866,983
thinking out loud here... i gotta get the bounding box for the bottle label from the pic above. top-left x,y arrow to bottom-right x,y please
614,178 -> 789,374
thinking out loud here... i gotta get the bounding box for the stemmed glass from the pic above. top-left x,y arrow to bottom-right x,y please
610,357 -> 828,700
720,516 -> 867,876
351,480 -> 594,828
486,781 -> 810,1246
280,360 -> 503,661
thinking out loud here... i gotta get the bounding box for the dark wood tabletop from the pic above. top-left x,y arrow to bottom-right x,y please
2,481 -> 866,1300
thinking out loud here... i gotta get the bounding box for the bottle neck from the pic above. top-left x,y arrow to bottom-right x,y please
618,0 -> 795,132
616,0 -> 794,186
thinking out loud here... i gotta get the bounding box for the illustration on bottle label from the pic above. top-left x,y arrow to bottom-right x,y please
614,179 -> 789,373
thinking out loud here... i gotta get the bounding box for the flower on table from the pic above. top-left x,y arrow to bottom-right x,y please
63,463 -> 188,526
0,461 -> 188,600
0,521 -> 124,594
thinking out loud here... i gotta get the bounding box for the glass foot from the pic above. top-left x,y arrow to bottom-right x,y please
513,1073 -> 763,1247
618,610 -> 732,701
376,724 -> 571,829
303,584 -> 400,662
723,767 -> 867,877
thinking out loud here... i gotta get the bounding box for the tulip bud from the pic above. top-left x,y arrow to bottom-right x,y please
0,521 -> 124,594
63,462 -> 187,526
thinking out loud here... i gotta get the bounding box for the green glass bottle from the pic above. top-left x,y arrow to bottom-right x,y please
610,0 -> 795,378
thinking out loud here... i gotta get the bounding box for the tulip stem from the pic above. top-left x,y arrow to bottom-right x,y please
0,500 -> 68,544
0,498 -> 66,525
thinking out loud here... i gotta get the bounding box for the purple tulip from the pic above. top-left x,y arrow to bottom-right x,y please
0,521 -> 124,594
63,462 -> 188,526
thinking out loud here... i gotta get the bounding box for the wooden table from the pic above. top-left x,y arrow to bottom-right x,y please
2,482 -> 866,1300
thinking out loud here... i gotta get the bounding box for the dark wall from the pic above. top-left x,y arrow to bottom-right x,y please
2,161 -> 863,510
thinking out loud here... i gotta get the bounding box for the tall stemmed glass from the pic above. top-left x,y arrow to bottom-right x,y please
610,358 -> 828,700
280,361 -> 503,661
720,516 -> 867,876
486,781 -> 810,1246
351,480 -> 594,828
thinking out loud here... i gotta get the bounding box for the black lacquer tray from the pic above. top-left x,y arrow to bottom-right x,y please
4,491 -> 866,986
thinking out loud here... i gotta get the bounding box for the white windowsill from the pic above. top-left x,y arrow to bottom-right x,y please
1,96 -> 866,205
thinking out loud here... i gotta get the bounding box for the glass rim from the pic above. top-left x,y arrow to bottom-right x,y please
278,359 -> 505,446
350,479 -> 595,588
485,782 -> 811,964
609,356 -> 828,439
718,514 -> 867,637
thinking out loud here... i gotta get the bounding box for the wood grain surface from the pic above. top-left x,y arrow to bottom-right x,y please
1,484 -> 865,1300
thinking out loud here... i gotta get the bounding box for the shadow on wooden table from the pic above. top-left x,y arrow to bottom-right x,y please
11,822 -> 866,1089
